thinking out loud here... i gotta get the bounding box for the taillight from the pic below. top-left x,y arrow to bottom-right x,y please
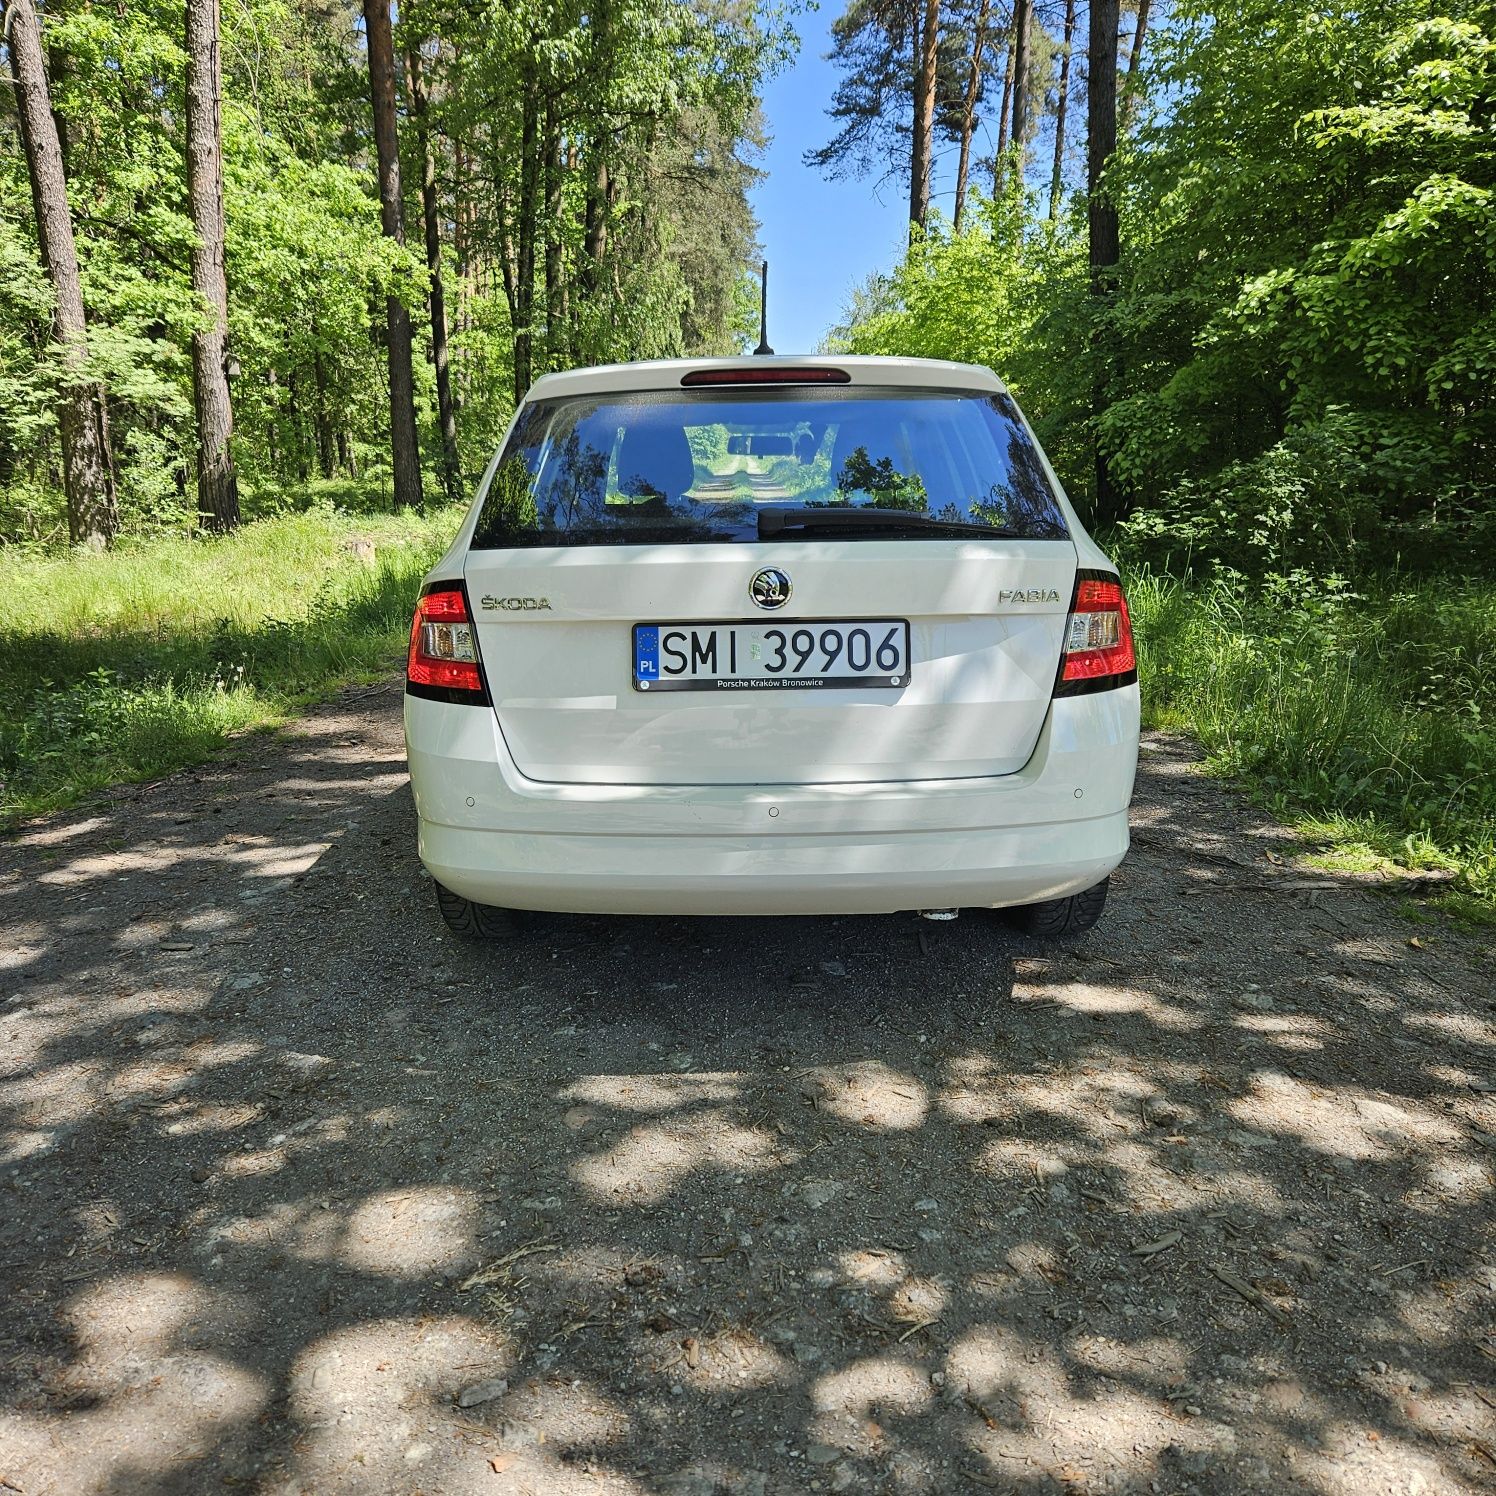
405,582 -> 489,703
680,366 -> 852,386
1055,571 -> 1136,695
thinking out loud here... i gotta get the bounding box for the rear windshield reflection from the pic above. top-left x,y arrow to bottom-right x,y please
472,388 -> 1070,548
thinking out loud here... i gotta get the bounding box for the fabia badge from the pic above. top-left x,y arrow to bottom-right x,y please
749,568 -> 792,610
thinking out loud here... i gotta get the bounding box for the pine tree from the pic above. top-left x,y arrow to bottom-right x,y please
6,0 -> 118,549
363,0 -> 423,511
185,0 -> 241,532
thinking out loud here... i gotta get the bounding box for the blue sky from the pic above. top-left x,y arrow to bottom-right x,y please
748,7 -> 1051,353
748,8 -> 918,354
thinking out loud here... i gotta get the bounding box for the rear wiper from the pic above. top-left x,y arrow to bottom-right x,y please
758,507 -> 1024,540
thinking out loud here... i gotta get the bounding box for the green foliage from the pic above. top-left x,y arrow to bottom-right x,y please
832,0 -> 1496,572
1129,568 -> 1496,899
0,504 -> 461,820
1101,0 -> 1495,559
835,447 -> 928,510
0,0 -> 787,543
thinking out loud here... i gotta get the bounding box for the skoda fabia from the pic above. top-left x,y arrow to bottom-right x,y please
403,356 -> 1139,939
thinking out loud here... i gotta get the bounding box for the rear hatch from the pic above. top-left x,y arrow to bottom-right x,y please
463,372 -> 1077,787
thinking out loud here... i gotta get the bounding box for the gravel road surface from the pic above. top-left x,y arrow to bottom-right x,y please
2,681 -> 1493,1495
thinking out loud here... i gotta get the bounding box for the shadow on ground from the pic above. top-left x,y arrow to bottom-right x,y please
1,685 -> 1492,1495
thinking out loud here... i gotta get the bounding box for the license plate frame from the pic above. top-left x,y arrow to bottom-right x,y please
632,619 -> 910,692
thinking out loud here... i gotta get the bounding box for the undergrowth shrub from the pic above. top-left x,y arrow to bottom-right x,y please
1128,567 -> 1496,899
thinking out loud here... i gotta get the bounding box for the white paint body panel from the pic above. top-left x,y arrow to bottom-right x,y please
463,540 -> 1077,784
405,686 -> 1138,915
404,355 -> 1140,916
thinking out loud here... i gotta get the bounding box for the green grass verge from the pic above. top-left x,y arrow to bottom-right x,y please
1127,567 -> 1496,906
0,503 -> 464,822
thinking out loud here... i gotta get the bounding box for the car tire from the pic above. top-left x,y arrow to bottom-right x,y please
434,881 -> 521,941
1014,875 -> 1110,940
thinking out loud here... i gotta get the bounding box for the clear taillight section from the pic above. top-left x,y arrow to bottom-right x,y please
406,584 -> 487,699
1058,574 -> 1136,690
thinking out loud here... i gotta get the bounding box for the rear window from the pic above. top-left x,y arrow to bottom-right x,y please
471,387 -> 1069,548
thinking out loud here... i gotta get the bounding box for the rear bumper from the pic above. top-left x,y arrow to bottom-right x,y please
404,687 -> 1139,916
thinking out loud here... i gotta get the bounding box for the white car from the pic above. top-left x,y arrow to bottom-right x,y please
403,356 -> 1139,939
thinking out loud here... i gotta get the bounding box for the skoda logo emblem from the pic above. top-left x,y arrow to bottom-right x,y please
749,568 -> 792,610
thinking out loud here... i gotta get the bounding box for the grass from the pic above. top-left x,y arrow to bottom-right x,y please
0,503 -> 464,822
1127,567 -> 1496,908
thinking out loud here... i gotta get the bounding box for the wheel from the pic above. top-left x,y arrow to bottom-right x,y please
1013,875 -> 1110,940
434,881 -> 521,941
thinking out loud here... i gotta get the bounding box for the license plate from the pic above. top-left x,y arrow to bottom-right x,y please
633,620 -> 909,691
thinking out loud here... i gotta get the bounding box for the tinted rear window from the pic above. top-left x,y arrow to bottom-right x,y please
471,387 -> 1069,548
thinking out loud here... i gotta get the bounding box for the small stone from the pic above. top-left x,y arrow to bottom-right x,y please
457,1377 -> 509,1408
231,973 -> 263,990
819,960 -> 847,978
280,1051 -> 331,1077
1230,992 -> 1274,1012
190,1164 -> 210,1184
1184,1405 -> 1202,1417
801,1179 -> 840,1210
914,1198 -> 939,1213
806,1443 -> 841,1465
404,1442 -> 432,1464
1227,1129 -> 1275,1150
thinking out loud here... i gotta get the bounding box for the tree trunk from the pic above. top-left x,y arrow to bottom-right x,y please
993,22 -> 1014,197
908,0 -> 940,233
952,0 -> 991,231
1010,0 -> 1032,183
543,102 -> 564,370
1123,0 -> 1151,125
312,346 -> 334,479
266,366 -> 280,472
185,0 -> 241,532
1049,0 -> 1077,220
583,157 -> 610,292
363,0 -> 423,511
7,0 -> 117,549
1127,0 -> 1151,79
1088,0 -> 1122,525
405,44 -> 460,501
511,76 -> 541,404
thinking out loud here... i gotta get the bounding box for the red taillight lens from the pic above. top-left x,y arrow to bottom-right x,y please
1058,574 -> 1136,690
406,584 -> 487,700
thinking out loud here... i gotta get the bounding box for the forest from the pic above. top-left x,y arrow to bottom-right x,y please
1,0 -> 1493,907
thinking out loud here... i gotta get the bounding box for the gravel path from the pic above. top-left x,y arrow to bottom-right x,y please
2,681 -> 1493,1496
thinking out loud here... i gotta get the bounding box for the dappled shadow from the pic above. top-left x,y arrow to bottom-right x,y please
1,694 -> 1493,1494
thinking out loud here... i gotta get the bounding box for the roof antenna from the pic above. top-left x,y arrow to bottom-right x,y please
753,260 -> 774,356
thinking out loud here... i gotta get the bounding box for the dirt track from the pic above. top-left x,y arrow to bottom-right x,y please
2,680 -> 1493,1495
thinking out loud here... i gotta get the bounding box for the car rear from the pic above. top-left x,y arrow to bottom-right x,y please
403,355 -> 1138,920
